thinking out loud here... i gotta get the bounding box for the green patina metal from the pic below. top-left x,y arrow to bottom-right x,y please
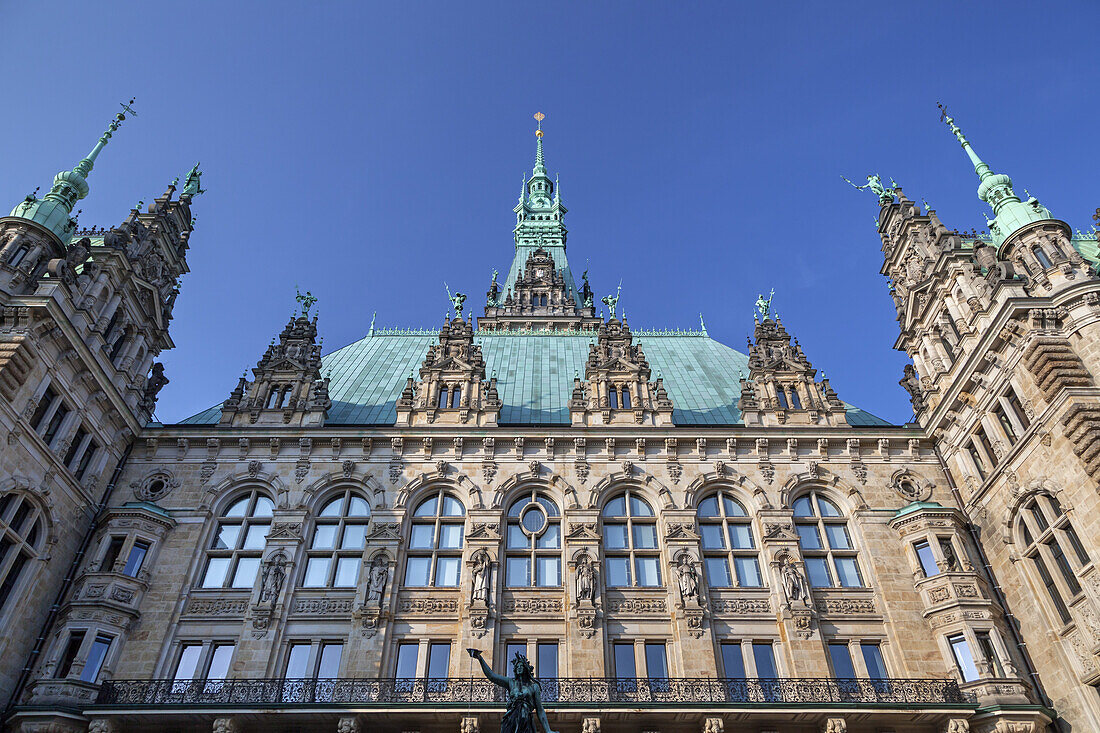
180,331 -> 890,427
893,500 -> 946,518
937,103 -> 1055,251
502,114 -> 580,305
8,99 -> 136,243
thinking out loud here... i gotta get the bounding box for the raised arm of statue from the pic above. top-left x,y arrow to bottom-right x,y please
466,648 -> 509,688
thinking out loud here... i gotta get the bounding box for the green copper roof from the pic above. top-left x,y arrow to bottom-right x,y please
178,330 -> 891,427
893,500 -> 946,518
939,105 -> 1056,250
8,102 -> 134,243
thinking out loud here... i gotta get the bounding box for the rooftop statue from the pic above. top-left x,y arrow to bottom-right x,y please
602,281 -> 622,319
445,283 -> 467,317
842,173 -> 894,205
580,269 -> 594,308
755,288 -> 775,321
467,648 -> 558,733
181,162 -> 205,197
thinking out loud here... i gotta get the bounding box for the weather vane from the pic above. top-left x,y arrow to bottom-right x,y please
534,111 -> 545,137
295,286 -> 317,316
120,97 -> 138,117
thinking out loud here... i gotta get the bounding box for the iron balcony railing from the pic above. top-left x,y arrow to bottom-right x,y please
96,677 -> 970,708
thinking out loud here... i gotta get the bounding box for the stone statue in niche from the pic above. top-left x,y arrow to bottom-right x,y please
780,555 -> 810,608
259,553 -> 287,604
676,555 -> 699,605
575,552 -> 596,604
366,555 -> 389,608
471,549 -> 491,605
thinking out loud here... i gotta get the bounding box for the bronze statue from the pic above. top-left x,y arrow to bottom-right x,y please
467,648 -> 558,733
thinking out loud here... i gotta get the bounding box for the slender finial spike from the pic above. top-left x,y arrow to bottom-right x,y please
533,112 -> 546,173
937,102 -> 990,179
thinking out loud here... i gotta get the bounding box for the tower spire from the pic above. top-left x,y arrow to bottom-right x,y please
937,102 -> 1054,249
533,111 -> 547,176
9,98 -> 136,243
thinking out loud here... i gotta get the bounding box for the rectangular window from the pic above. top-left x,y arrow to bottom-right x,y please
64,426 -> 87,466
734,557 -> 763,587
1006,389 -> 1030,429
122,541 -> 150,577
634,557 -> 661,586
206,644 -> 234,679
1063,525 -> 1091,567
395,643 -> 418,678
438,524 -> 463,549
0,550 -> 26,614
833,557 -> 863,587
410,524 -> 434,549
796,525 -> 822,549
535,556 -> 561,586
606,557 -> 630,587
29,387 -> 56,430
404,556 -> 432,586
231,557 -> 261,588
824,525 -> 852,549
975,632 -> 1003,678
644,643 -> 668,679
537,643 -> 558,679
720,643 -> 745,678
100,536 -> 125,572
80,633 -> 113,682
506,557 -> 530,587
427,642 -> 450,678
976,428 -> 997,468
608,389 -> 618,409
948,634 -> 980,683
700,525 -> 725,549
317,642 -> 342,678
994,406 -> 1018,444
613,643 -> 636,678
55,631 -> 86,678
828,643 -> 856,678
201,557 -> 230,588
333,557 -> 359,587
966,442 -> 987,479
632,524 -> 658,549
42,402 -> 70,446
604,524 -> 628,549
914,541 -> 940,577
752,643 -> 778,678
728,524 -> 754,549
173,644 -> 203,680
861,643 -> 888,679
435,556 -> 460,586
705,558 -> 732,587
805,557 -> 832,587
1031,553 -> 1071,624
1046,539 -> 1082,595
74,440 -> 99,480
285,643 -> 311,677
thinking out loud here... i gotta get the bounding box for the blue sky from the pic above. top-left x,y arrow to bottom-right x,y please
2,1 -> 1098,424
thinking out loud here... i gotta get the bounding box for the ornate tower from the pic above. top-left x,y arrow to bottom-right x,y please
878,106 -> 1100,728
0,102 -> 199,706
479,114 -> 600,332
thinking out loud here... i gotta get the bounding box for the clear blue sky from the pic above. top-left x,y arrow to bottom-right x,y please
3,2 -> 1098,425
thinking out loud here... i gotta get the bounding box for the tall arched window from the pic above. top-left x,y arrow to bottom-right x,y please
1017,494 -> 1089,625
1033,246 -> 1053,270
698,492 -> 762,587
0,493 -> 43,615
404,490 -> 465,587
506,491 -> 561,587
603,490 -> 660,587
793,491 -> 862,588
302,490 -> 371,587
201,490 -> 273,588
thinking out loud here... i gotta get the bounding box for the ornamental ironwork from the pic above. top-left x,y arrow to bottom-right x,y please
97,677 -> 970,708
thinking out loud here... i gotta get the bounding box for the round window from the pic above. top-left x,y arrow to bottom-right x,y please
520,504 -> 548,535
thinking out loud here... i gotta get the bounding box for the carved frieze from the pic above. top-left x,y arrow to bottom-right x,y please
503,597 -> 564,614
185,598 -> 248,616
399,597 -> 459,615
293,597 -> 354,615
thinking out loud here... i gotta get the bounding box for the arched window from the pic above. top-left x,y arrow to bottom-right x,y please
0,493 -> 43,616
1017,494 -> 1089,625
603,490 -> 660,587
698,492 -> 762,587
776,388 -> 789,409
437,387 -> 448,409
793,491 -> 862,588
620,387 -> 631,409
451,386 -> 462,408
609,389 -> 618,409
506,491 -> 561,587
789,387 -> 802,409
1033,246 -> 1053,270
7,245 -> 29,268
302,490 -> 371,588
201,490 -> 273,588
404,490 -> 465,587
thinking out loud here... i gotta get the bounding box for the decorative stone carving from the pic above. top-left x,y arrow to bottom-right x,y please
703,718 -> 724,733
504,597 -> 563,614
366,555 -> 389,609
816,597 -> 875,615
607,597 -> 667,614
582,718 -> 600,733
711,598 -> 771,614
268,523 -> 302,540
337,717 -> 361,733
399,598 -> 459,615
131,472 -> 179,502
821,719 -> 846,733
675,553 -> 700,607
185,598 -> 248,616
293,598 -> 353,614
576,552 -> 597,605
470,549 -> 491,607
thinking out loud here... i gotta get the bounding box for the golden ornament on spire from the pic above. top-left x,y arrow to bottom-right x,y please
534,111 -> 545,137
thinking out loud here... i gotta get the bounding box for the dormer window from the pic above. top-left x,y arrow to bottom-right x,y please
437,387 -> 448,409
451,386 -> 461,408
789,387 -> 802,409
776,389 -> 788,409
266,385 -> 290,409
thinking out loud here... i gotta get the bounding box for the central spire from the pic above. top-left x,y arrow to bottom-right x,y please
533,111 -> 546,176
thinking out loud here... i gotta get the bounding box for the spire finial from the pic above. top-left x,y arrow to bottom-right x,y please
937,102 -> 991,180
533,112 -> 546,173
